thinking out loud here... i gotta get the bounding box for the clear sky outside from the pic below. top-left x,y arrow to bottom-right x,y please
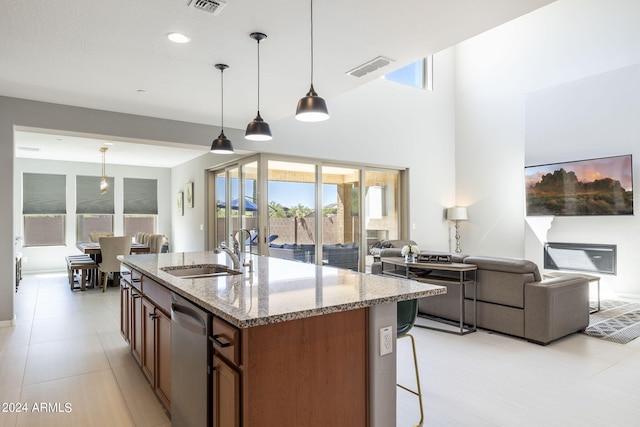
216,178 -> 337,209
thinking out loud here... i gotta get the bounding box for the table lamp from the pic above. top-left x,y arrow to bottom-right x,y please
447,207 -> 468,253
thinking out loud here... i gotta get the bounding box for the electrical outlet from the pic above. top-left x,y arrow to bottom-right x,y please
380,326 -> 393,356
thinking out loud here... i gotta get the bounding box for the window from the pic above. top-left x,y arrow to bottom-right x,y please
384,56 -> 433,91
209,154 -> 405,272
123,178 -> 158,238
76,175 -> 114,242
23,173 -> 66,246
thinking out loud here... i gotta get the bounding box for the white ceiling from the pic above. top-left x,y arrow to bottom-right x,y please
2,0 -> 556,167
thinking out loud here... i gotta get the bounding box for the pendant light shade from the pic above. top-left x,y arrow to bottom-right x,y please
211,63 -> 234,154
245,32 -> 272,141
296,0 -> 329,122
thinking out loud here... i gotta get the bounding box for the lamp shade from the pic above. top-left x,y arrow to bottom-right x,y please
245,111 -> 272,141
447,207 -> 468,221
210,130 -> 234,154
296,84 -> 329,122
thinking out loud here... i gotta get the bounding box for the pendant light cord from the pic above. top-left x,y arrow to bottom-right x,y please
220,67 -> 225,130
257,38 -> 261,112
310,0 -> 314,85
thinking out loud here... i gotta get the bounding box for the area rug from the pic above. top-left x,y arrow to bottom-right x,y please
583,299 -> 640,344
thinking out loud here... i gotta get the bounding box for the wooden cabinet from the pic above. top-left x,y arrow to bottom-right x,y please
130,287 -> 143,365
212,354 -> 240,427
209,308 -> 367,427
211,316 -> 241,427
155,309 -> 171,409
119,266 -> 171,413
141,297 -> 156,383
119,279 -> 130,343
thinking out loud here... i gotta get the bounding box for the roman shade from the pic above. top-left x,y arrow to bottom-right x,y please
23,173 -> 66,214
124,178 -> 158,214
76,175 -> 115,214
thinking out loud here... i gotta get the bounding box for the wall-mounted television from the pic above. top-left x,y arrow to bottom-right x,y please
525,155 -> 633,216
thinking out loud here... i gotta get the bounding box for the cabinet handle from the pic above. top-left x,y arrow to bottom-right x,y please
211,334 -> 231,348
149,313 -> 159,320
132,294 -> 141,299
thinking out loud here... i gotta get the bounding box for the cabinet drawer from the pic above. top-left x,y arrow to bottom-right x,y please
211,316 -> 241,366
142,276 -> 171,315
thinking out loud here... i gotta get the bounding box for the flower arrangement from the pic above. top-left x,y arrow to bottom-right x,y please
401,244 -> 420,256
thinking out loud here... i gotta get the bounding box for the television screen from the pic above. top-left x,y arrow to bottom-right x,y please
525,155 -> 633,216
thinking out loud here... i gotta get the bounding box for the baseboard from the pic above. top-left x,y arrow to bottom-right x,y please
0,317 -> 16,328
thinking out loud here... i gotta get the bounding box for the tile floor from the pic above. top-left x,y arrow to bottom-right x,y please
1,273 -> 170,427
3,273 -> 640,426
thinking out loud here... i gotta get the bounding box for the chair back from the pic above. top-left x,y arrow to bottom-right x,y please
89,232 -> 114,242
99,236 -> 132,273
148,234 -> 165,253
397,299 -> 419,337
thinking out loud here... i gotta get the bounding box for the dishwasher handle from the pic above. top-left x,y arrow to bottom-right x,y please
171,303 -> 207,335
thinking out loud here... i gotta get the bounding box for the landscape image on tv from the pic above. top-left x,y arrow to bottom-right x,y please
525,155 -> 633,216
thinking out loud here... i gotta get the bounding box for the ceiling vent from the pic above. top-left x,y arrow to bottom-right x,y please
189,0 -> 227,15
346,56 -> 394,78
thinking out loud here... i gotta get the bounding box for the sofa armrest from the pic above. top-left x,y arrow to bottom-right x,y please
524,276 -> 589,344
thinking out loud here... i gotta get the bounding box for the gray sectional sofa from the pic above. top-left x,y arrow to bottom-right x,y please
371,244 -> 590,345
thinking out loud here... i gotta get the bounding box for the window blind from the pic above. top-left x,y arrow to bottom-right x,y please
23,173 -> 66,214
76,175 -> 115,214
124,178 -> 158,214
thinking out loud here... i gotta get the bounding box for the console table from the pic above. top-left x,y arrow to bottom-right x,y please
380,257 -> 478,335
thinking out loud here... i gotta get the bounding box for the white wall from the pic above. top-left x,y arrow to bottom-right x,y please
454,0 -> 640,295
247,48 -> 458,250
14,158 -> 172,273
524,64 -> 640,297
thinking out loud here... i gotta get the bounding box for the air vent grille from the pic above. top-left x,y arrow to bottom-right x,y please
346,56 -> 394,78
189,0 -> 226,15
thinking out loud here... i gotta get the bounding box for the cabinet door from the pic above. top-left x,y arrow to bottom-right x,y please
141,297 -> 156,384
120,281 -> 130,343
155,308 -> 171,411
130,288 -> 143,365
212,355 -> 240,427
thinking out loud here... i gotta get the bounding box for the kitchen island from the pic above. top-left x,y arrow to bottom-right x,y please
119,251 -> 446,427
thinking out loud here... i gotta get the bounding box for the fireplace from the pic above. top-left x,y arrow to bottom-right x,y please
544,242 -> 616,275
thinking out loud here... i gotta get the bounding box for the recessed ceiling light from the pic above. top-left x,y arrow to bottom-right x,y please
167,32 -> 191,44
104,142 -> 115,146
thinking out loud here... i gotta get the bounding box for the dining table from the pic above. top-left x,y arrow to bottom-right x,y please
76,241 -> 151,256
75,241 -> 151,289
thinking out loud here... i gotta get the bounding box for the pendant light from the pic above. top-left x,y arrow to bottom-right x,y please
210,63 -> 234,154
245,32 -> 272,141
295,0 -> 329,122
99,147 -> 109,195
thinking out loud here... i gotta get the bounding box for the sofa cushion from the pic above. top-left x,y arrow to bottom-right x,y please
381,239 -> 416,249
463,256 -> 542,281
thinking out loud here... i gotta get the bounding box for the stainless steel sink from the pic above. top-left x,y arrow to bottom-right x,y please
160,264 -> 242,279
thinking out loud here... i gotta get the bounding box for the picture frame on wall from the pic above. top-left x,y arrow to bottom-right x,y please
177,191 -> 184,216
185,182 -> 194,208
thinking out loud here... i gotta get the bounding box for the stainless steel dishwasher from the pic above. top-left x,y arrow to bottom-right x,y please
171,292 -> 211,427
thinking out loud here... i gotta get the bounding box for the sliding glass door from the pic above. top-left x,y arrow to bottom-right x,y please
209,155 -> 404,272
266,160 -> 317,264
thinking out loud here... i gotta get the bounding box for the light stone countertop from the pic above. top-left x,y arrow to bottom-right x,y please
119,251 -> 446,328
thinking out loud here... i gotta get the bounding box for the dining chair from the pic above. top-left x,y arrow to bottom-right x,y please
89,232 -> 114,243
397,299 -> 424,427
98,236 -> 131,292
